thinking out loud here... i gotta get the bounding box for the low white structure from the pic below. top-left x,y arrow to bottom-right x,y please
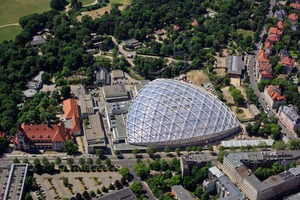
221,140 -> 274,148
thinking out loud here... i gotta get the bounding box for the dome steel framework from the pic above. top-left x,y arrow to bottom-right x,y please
127,79 -> 241,147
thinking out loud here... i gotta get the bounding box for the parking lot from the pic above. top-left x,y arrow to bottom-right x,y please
32,171 -> 122,199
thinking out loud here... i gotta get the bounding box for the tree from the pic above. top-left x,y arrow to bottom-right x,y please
134,162 -> 150,179
67,158 -> 74,166
55,157 -> 61,165
96,149 -> 104,159
50,0 -> 66,10
132,148 -> 140,157
108,183 -> 115,190
13,157 -> 20,163
175,148 -> 180,156
130,181 -> 144,197
194,187 -> 204,198
76,193 -> 83,200
114,150 -> 121,156
62,177 -> 69,187
272,140 -> 286,150
89,190 -> 96,197
61,85 -> 71,99
63,140 -> 78,154
0,137 -> 9,154
79,158 -> 85,166
24,193 -> 33,200
41,72 -> 51,84
104,158 -> 111,166
87,158 -> 93,165
146,145 -> 156,157
96,188 -> 101,194
23,158 -> 30,164
296,128 -> 300,137
119,167 -> 130,180
163,147 -> 170,155
95,158 -> 101,165
258,141 -> 267,150
115,180 -> 122,189
288,139 -> 300,150
208,146 -> 214,153
101,186 -> 108,193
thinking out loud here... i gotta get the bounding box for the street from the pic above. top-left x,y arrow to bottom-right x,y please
247,0 -> 296,140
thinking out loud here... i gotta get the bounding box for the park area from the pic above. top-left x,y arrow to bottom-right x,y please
77,0 -> 131,21
0,0 -> 51,42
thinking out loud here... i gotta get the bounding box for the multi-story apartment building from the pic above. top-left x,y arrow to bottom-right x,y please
278,105 -> 300,131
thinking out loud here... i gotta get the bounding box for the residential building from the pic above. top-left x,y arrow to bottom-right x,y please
180,153 -> 212,176
15,122 -> 71,151
259,70 -> 273,80
95,67 -> 110,86
171,185 -> 195,200
280,56 -> 295,74
216,176 -> 245,200
223,151 -> 300,200
274,10 -> 286,20
290,3 -> 300,10
225,56 -> 245,78
288,13 -> 299,23
257,50 -> 269,64
278,105 -> 300,131
103,85 -> 129,102
269,27 -> 283,36
111,70 -> 125,80
264,85 -> 286,109
31,35 -> 46,46
263,40 -> 273,55
277,20 -> 284,29
191,19 -> 199,27
97,188 -> 136,200
267,34 -> 280,43
63,98 -> 81,136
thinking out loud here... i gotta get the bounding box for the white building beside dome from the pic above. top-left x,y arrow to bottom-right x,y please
126,79 -> 241,147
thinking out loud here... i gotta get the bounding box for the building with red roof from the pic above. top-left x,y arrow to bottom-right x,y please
291,3 -> 300,10
264,40 -> 273,55
280,56 -> 295,74
258,62 -> 272,72
269,27 -> 283,36
260,70 -> 273,80
288,13 -> 299,23
257,50 -> 270,64
267,34 -> 280,43
15,122 -> 70,151
173,25 -> 180,31
191,19 -> 199,27
63,99 -> 81,136
264,85 -> 286,109
277,21 -> 284,29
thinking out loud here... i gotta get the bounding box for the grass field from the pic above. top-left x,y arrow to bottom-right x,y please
237,29 -> 255,39
0,26 -> 22,43
0,0 -> 51,26
81,0 -> 95,5
110,0 -> 131,5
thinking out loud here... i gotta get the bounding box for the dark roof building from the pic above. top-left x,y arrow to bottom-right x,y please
103,85 -> 129,102
97,188 -> 136,200
31,36 -> 46,46
171,185 -> 195,200
225,56 -> 245,77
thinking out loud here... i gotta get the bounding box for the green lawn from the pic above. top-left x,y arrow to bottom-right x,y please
237,29 -> 254,39
0,0 -> 51,26
0,26 -> 22,43
110,0 -> 131,5
81,0 -> 95,5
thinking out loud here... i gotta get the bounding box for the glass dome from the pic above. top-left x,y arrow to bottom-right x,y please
127,79 -> 241,146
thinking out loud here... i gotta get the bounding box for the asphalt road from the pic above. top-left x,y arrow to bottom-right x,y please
248,0 -> 296,140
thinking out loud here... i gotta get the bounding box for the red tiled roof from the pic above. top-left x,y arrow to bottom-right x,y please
21,122 -> 67,143
267,34 -> 280,42
71,114 -> 81,134
280,56 -> 295,68
269,27 -> 283,36
277,21 -> 284,29
264,40 -> 273,49
261,70 -> 273,79
258,50 -> 270,63
288,13 -> 299,21
266,85 -> 285,101
0,132 -> 6,138
191,19 -> 199,27
291,3 -> 300,10
259,63 -> 272,71
173,25 -> 180,30
63,99 -> 79,119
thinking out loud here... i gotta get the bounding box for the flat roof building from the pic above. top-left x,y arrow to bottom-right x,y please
78,94 -> 97,117
180,153 -> 212,176
111,70 -> 125,80
278,105 -> 300,131
84,112 -> 106,153
97,188 -> 136,200
1,163 -> 29,200
103,85 -> 129,102
225,56 -> 245,78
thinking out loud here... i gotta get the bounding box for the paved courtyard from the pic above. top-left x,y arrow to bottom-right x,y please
33,171 -> 122,199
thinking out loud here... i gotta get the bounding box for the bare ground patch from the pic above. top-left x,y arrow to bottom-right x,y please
221,86 -> 234,104
77,4 -> 125,21
186,70 -> 209,86
231,106 -> 253,121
